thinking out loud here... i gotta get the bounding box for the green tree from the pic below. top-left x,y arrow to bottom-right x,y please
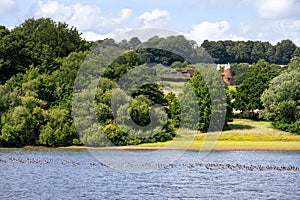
251,41 -> 265,63
1,94 -> 45,146
260,69 -> 300,134
201,40 -> 227,63
230,63 -> 250,85
0,18 -> 89,83
180,66 -> 231,132
39,108 -> 77,146
103,50 -> 141,80
165,92 -> 181,128
235,41 -> 253,63
263,42 -> 276,63
0,25 -> 10,39
274,39 -> 297,64
233,60 -> 279,119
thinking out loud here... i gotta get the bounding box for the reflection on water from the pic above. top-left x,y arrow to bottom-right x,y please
0,150 -> 299,199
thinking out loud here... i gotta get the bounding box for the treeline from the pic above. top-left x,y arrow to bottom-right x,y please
0,18 -> 299,147
201,39 -> 300,65
0,18 -> 232,147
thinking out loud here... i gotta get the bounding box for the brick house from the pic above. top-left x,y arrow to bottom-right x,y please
217,63 -> 234,85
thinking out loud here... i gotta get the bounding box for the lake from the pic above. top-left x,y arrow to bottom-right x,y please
0,149 -> 299,199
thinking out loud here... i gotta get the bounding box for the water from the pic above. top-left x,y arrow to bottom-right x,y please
0,149 -> 299,199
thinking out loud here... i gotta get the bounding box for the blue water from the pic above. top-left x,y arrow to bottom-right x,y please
0,149 -> 299,199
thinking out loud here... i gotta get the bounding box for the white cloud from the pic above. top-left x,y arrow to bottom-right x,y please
28,0 -> 300,45
0,0 -> 17,15
254,19 -> 300,45
136,9 -> 169,27
186,21 -> 244,44
32,0 -> 132,40
184,19 -> 300,46
81,31 -> 115,41
256,0 -> 300,19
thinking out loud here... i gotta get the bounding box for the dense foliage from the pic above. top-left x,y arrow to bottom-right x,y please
260,57 -> 300,134
1,17 -> 299,147
233,60 -> 280,119
0,18 -> 89,84
201,39 -> 299,65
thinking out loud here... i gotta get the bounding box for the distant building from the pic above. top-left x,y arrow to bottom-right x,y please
166,69 -> 194,78
217,63 -> 234,85
162,65 -> 234,86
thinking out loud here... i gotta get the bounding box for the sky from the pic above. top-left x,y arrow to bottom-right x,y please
1,0 -> 300,45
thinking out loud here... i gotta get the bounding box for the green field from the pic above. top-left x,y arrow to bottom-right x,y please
138,119 -> 300,150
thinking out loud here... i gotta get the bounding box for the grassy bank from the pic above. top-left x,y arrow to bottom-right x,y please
138,119 -> 300,150
1,119 -> 299,151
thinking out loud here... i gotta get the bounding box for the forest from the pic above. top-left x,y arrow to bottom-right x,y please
0,18 -> 299,147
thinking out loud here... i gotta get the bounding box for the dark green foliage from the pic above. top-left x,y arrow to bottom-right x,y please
137,35 -> 199,65
0,25 -> 9,39
0,18 -> 90,84
179,67 -> 232,132
165,92 -> 181,128
233,60 -> 280,119
260,58 -> 300,134
103,50 -> 141,80
137,48 -> 185,66
230,63 -> 250,85
132,83 -> 166,105
274,40 -> 297,64
1,17 -> 299,147
129,95 -> 152,127
201,40 -> 298,64
188,70 -> 212,131
201,40 -> 227,63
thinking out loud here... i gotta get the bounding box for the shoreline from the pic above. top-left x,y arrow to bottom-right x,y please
0,143 -> 299,151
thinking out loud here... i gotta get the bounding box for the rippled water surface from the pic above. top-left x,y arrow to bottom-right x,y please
0,149 -> 299,199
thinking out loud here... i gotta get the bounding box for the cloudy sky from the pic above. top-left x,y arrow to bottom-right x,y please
1,0 -> 300,45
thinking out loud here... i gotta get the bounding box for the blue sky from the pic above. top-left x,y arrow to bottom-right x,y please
1,0 -> 300,45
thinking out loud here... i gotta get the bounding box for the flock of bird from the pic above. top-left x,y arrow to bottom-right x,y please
0,157 -> 299,172
0,157 -> 109,167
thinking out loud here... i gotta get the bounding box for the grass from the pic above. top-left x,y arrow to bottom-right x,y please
138,119 -> 300,150
162,81 -> 186,89
2,119 -> 299,151
161,80 -> 186,96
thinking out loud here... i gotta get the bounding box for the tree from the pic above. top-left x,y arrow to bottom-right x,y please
0,18 -> 89,83
286,56 -> 300,71
233,60 -> 279,119
103,50 -> 141,80
292,47 -> 300,57
200,40 -> 299,64
263,42 -> 276,63
235,41 -> 253,63
39,108 -> 77,146
0,95 -> 45,146
0,25 -> 10,39
274,39 -> 297,64
260,70 -> 300,134
179,66 -> 231,132
158,35 -> 198,63
201,40 -> 227,63
165,92 -> 181,128
128,37 -> 141,49
230,63 -> 250,85
251,41 -> 265,63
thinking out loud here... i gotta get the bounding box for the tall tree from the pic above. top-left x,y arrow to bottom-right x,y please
0,18 -> 89,83
180,66 -> 231,132
233,60 -> 279,118
274,39 -> 297,64
260,67 -> 300,134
